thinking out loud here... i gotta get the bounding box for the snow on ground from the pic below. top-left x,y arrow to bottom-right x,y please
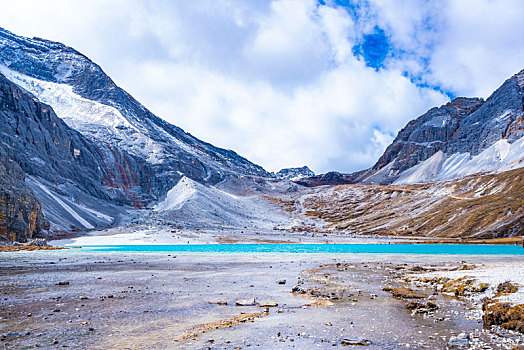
51,225 -> 212,246
394,136 -> 524,185
419,261 -> 524,305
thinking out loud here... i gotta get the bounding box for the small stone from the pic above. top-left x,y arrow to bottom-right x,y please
53,309 -> 60,313
236,298 -> 256,306
341,337 -> 372,346
57,281 -> 70,286
277,279 -> 287,285
325,322 -> 332,326
258,301 -> 278,307
79,296 -> 88,300
447,333 -> 470,348
27,313 -> 32,317
88,328 -> 94,332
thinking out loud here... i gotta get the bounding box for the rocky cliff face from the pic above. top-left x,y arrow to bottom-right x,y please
0,27 -> 283,240
0,72 -> 151,205
0,27 -> 273,199
0,149 -> 47,243
0,71 -> 153,240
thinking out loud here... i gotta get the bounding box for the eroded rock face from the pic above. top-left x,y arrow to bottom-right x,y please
363,70 -> 523,183
0,69 -> 155,239
0,151 -> 47,242
0,72 -> 151,207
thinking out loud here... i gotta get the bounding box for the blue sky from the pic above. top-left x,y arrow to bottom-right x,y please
0,0 -> 522,173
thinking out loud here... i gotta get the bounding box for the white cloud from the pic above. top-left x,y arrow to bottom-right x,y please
428,0 -> 524,97
366,0 -> 524,97
0,0 -> 519,174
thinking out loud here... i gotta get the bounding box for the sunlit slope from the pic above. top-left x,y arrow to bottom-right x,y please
293,167 -> 523,238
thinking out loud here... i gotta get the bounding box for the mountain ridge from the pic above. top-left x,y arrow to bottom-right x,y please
0,27 -> 273,199
298,69 -> 524,187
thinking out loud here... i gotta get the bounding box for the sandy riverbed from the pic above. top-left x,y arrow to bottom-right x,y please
1,251 -> 523,349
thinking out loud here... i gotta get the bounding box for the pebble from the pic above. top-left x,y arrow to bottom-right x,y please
257,301 -> 278,307
236,298 -> 256,306
341,337 -> 372,346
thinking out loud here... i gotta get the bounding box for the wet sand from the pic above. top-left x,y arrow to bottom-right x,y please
1,251 -> 523,349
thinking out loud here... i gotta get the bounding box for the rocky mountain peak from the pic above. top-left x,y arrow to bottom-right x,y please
274,166 -> 315,181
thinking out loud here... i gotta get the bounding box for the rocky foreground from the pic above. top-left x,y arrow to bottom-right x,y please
1,251 -> 523,349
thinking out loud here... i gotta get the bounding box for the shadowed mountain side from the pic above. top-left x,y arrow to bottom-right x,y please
0,72 -> 152,240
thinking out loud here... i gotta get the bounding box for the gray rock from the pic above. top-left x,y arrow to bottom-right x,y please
257,301 -> 278,307
235,298 -> 256,306
447,333 -> 470,348
274,166 -> 314,181
341,337 -> 372,346
0,27 -> 274,202
298,69 -> 524,187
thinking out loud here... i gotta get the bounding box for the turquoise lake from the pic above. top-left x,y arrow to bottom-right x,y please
76,243 -> 524,255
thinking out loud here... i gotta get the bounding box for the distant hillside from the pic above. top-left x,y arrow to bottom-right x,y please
292,167 -> 523,238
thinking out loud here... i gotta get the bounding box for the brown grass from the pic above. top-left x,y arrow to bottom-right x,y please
173,310 -> 269,342
294,167 -> 524,239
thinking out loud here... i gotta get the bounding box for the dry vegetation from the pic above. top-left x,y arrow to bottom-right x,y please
293,167 -> 524,239
483,282 -> 523,333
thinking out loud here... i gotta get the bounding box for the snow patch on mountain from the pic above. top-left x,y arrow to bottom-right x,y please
394,136 -> 524,184
424,115 -> 449,128
154,177 -> 197,212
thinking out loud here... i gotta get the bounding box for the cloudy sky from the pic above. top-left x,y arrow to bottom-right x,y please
1,0 -> 523,173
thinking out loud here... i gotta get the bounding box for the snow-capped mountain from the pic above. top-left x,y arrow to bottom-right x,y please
299,69 -> 524,186
0,27 -> 272,200
0,27 -> 284,240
